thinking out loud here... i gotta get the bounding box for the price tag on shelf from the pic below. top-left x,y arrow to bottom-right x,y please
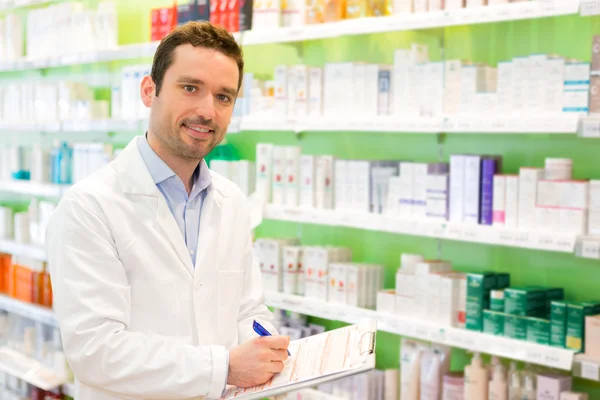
580,0 -> 600,16
514,232 -> 530,247
581,240 -> 600,259
579,118 -> 600,137
581,361 -> 600,380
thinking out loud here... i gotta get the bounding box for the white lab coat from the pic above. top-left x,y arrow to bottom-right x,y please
46,136 -> 276,400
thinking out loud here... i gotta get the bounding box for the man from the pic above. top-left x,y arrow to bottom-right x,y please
46,21 -> 290,400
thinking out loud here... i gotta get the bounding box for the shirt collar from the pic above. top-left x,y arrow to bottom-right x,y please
137,134 -> 212,191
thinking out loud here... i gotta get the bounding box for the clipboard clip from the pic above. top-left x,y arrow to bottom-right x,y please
359,331 -> 376,356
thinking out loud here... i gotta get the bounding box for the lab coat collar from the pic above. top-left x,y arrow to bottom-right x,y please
112,136 -> 227,277
113,136 -> 229,200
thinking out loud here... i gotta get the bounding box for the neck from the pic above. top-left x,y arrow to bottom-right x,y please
146,131 -> 199,194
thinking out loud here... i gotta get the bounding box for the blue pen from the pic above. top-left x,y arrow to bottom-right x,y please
253,320 -> 291,356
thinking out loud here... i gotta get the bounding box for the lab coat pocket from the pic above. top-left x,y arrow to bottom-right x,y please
217,269 -> 244,346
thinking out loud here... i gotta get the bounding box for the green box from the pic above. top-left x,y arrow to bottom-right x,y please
504,314 -> 528,340
483,310 -> 505,336
527,317 -> 551,345
566,303 -> 598,352
495,273 -> 511,290
545,288 -> 565,317
504,287 -> 546,317
466,272 -> 497,331
550,301 -> 569,348
490,290 -> 505,312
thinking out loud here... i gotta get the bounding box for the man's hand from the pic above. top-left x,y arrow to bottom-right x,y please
228,335 -> 290,388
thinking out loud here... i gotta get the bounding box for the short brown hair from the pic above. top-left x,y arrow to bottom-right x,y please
151,21 -> 244,97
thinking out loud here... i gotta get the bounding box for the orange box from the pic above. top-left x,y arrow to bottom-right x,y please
42,272 -> 53,308
323,0 -> 346,22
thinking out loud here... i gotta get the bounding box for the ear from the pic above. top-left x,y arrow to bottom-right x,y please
140,75 -> 155,107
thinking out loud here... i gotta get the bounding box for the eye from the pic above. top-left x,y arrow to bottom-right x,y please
217,94 -> 232,103
183,85 -> 197,93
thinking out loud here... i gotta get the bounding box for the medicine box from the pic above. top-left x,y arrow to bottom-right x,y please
566,302 -> 599,352
527,317 -> 551,345
466,272 -> 497,331
504,287 -> 546,317
504,314 -> 528,340
551,301 -> 569,348
483,310 -> 505,336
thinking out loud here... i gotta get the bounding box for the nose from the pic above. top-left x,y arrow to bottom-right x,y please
195,91 -> 216,121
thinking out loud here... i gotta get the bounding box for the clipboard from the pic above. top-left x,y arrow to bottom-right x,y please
221,319 -> 377,400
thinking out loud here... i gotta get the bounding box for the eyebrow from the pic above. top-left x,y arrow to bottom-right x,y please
176,75 -> 238,97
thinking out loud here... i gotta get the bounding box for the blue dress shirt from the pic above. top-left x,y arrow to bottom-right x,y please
137,136 -> 229,393
137,136 -> 211,266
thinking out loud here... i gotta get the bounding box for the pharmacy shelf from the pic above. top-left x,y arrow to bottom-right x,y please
0,119 -> 143,134
575,236 -> 600,259
240,115 -> 580,134
265,291 -> 576,370
0,180 -> 68,198
0,347 -> 67,390
0,294 -> 57,327
573,355 -> 600,381
241,0 -> 579,45
0,41 -> 160,72
578,116 -> 600,138
0,117 -> 241,134
0,0 -> 53,11
0,1 -> 577,72
263,205 -> 578,253
0,239 -> 47,261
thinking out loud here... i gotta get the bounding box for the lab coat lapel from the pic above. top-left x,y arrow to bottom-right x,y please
114,136 -> 195,278
194,185 -> 223,275
155,196 -> 195,277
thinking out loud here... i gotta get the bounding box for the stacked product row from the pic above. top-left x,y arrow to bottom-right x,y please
398,338 -> 587,400
0,254 -> 53,308
0,199 -> 56,247
151,0 -> 559,40
0,313 -> 70,399
255,143 -> 599,236
385,253 -> 600,353
0,142 -> 121,185
0,1 -> 118,63
208,159 -> 256,197
0,81 -> 110,124
254,238 -> 600,353
244,42 -> 595,120
255,237 -> 385,309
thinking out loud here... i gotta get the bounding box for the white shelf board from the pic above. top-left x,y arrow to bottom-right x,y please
264,205 -> 577,253
0,180 -> 68,198
578,115 -> 600,138
265,291 -> 576,370
0,347 -> 67,390
238,115 -> 580,134
0,41 -> 160,72
573,355 -> 600,381
0,119 -> 143,134
0,239 -> 47,261
0,294 -> 57,327
0,0 -> 54,11
241,0 -> 579,45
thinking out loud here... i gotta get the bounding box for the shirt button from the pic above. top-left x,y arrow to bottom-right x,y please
189,249 -> 195,255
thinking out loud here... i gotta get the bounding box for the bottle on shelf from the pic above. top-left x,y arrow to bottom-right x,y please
520,366 -> 536,400
508,362 -> 521,400
489,362 -> 508,400
464,352 -> 488,400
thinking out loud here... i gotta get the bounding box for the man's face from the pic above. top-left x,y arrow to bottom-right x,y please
145,44 -> 239,161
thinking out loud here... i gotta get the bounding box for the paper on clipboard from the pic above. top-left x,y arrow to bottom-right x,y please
220,319 -> 377,400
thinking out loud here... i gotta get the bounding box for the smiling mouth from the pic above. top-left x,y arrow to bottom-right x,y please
183,123 -> 215,134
